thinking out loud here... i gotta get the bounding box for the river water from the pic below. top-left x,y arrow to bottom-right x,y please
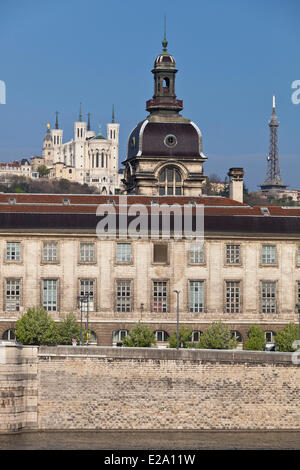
0,430 -> 299,450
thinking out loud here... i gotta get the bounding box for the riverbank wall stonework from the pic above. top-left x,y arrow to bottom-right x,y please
0,343 -> 299,432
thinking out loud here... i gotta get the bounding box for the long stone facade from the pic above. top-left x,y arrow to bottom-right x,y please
0,343 -> 299,432
0,193 -> 300,348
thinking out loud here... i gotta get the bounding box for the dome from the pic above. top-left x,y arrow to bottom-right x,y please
154,53 -> 176,68
127,120 -> 204,160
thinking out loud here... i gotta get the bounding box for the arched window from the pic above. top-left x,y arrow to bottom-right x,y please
155,330 -> 169,342
2,329 -> 16,341
231,330 -> 243,343
163,77 -> 170,91
87,330 -> 97,344
158,166 -> 182,195
101,152 -> 104,167
188,331 -> 203,343
96,152 -> 99,168
265,331 -> 275,343
113,330 -> 128,345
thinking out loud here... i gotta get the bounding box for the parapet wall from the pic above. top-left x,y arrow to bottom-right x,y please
0,344 -> 299,432
0,342 -> 38,432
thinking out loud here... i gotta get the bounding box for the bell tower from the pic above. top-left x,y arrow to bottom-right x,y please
146,20 -> 183,116
122,29 -> 207,196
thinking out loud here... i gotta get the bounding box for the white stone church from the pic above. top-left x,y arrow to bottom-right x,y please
41,105 -> 122,194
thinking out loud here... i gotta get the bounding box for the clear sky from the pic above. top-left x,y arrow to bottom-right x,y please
0,0 -> 299,191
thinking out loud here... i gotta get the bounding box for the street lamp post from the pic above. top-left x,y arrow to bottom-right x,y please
77,296 -> 83,345
174,290 -> 180,350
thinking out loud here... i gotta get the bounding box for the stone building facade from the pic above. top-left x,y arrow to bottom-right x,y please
0,193 -> 299,348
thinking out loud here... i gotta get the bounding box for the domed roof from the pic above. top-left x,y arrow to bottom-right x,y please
154,52 -> 176,68
127,120 -> 204,160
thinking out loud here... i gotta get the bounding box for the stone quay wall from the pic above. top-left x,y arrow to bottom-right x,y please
0,343 -> 299,432
0,342 -> 38,432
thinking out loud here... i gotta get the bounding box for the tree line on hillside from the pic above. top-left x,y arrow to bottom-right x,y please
0,174 -> 98,194
11,307 -> 299,352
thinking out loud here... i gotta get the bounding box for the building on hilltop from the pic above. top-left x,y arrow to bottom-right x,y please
0,159 -> 39,182
41,106 -> 122,194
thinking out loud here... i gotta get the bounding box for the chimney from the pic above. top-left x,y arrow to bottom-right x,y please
228,168 -> 245,203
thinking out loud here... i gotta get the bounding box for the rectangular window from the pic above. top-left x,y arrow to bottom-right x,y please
6,279 -> 20,311
190,243 -> 204,263
79,279 -> 95,312
226,244 -> 240,264
80,242 -> 95,262
116,280 -> 131,312
43,279 -> 58,312
153,281 -> 168,313
43,242 -> 58,262
297,247 -> 300,265
225,281 -> 240,313
116,243 -> 131,263
189,281 -> 204,313
261,281 -> 276,313
6,242 -> 21,261
153,244 -> 168,263
262,245 -> 276,264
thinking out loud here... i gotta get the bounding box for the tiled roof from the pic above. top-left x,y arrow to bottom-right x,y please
0,193 -> 299,235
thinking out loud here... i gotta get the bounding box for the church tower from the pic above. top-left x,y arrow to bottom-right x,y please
106,105 -> 120,174
42,123 -> 54,167
74,103 -> 87,169
122,29 -> 207,196
51,111 -> 63,163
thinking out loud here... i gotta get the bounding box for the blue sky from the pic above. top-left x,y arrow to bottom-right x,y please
0,0 -> 299,191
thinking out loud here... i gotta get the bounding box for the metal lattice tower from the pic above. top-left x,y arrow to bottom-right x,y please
260,96 -> 287,193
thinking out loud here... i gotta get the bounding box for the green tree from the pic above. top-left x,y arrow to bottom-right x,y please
37,165 -> 50,178
14,307 -> 58,345
122,322 -> 156,347
274,323 -> 299,352
196,322 -> 238,350
244,325 -> 266,351
57,313 -> 81,345
58,178 -> 71,192
168,326 -> 193,348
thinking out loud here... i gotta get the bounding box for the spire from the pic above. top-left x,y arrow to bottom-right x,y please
162,14 -> 168,52
55,111 -> 59,129
112,104 -> 115,123
87,112 -> 91,131
270,94 -> 278,125
79,103 -> 82,122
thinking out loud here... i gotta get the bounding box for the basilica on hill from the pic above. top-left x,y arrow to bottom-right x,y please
38,105 -> 122,195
